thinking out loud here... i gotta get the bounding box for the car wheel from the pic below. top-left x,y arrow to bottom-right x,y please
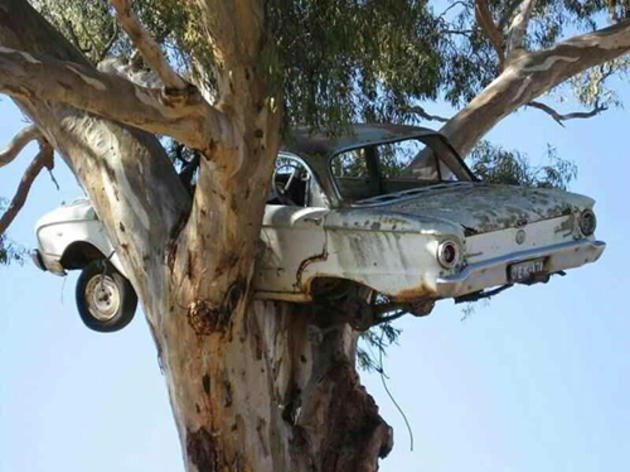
76,259 -> 137,332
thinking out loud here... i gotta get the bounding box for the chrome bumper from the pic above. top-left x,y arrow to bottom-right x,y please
436,239 -> 606,298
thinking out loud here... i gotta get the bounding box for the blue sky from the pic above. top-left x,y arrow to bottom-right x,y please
1,77 -> 628,471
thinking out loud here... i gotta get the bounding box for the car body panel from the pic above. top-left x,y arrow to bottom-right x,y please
35,199 -> 126,277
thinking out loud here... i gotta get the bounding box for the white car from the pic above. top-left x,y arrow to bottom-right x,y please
32,124 -> 605,332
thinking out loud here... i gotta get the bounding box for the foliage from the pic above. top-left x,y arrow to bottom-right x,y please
0,198 -> 24,265
358,322 -> 401,373
470,141 -> 577,189
34,0 -> 443,132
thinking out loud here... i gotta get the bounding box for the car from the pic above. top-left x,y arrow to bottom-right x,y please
31,124 -> 606,332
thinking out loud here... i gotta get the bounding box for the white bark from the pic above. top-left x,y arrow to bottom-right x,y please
0,47 -> 232,150
0,124 -> 41,167
435,19 -> 630,159
110,0 -> 187,90
506,0 -> 538,58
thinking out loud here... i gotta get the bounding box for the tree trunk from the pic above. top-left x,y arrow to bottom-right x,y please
0,2 -> 392,471
162,299 -> 392,472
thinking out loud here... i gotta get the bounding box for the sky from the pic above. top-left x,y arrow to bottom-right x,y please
1,83 -> 629,470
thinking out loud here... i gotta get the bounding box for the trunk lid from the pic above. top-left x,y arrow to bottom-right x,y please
354,182 -> 594,234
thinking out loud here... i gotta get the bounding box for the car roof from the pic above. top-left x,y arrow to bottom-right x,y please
284,123 -> 447,156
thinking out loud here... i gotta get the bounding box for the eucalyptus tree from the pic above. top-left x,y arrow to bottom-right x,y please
0,1 -> 628,471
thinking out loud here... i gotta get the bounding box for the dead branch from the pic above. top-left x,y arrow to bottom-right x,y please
506,0 -> 538,57
0,125 -> 42,168
0,48 -> 233,150
97,22 -> 119,63
527,101 -> 608,127
474,0 -> 506,70
404,105 -> 449,123
0,141 -> 53,236
109,0 -> 187,90
436,1 -> 468,20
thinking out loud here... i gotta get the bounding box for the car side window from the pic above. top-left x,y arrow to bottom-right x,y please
270,154 -> 326,207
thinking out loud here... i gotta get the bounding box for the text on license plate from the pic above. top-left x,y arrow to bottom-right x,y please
508,258 -> 546,283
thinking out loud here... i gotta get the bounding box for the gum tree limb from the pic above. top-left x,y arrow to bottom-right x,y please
0,140 -> 53,235
0,47 -> 234,150
0,124 -> 41,167
527,100 -> 608,127
109,0 -> 187,90
475,0 -> 506,70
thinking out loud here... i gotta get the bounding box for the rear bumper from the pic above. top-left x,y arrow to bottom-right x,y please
436,239 -> 606,298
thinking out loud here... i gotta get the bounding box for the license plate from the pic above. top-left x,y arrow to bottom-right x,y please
508,258 -> 546,283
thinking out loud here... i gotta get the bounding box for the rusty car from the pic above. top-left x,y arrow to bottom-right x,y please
31,124 -> 605,331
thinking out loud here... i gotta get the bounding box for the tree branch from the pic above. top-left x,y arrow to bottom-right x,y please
527,100 -> 608,127
0,48 -> 233,150
475,0 -> 506,70
0,140 -> 53,236
97,22 -> 119,63
410,19 -> 630,163
404,105 -> 449,123
0,125 -> 42,167
506,0 -> 538,57
109,0 -> 187,90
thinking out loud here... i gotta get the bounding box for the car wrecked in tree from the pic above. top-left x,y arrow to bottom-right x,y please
31,124 -> 605,332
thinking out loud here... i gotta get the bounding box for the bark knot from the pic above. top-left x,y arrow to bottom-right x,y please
186,279 -> 247,336
187,299 -> 228,335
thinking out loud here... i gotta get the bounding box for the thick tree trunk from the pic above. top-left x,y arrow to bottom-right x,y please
162,299 -> 392,472
0,2 -> 391,471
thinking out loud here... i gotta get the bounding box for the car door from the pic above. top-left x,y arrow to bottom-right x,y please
253,153 -> 328,299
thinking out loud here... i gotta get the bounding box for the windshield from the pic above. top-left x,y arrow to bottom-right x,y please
329,137 -> 472,203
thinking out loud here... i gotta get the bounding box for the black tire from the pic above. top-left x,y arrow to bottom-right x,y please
76,259 -> 137,332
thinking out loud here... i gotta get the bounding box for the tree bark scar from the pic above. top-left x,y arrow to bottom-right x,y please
186,426 -> 218,472
222,278 -> 246,315
202,374 -> 211,395
166,209 -> 189,270
187,250 -> 194,279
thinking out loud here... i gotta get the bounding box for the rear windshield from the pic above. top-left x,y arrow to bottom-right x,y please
330,138 -> 469,203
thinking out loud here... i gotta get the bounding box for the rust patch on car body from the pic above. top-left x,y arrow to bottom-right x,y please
295,249 -> 329,287
391,281 -> 438,302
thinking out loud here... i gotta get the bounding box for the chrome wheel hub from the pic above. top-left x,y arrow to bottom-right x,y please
85,275 -> 120,321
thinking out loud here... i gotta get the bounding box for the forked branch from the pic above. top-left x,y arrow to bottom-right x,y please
109,0 -> 186,90
0,140 -> 53,236
0,125 -> 42,167
506,0 -> 538,57
404,105 -> 449,123
527,101 -> 608,127
0,48 -> 233,150
475,0 -> 506,70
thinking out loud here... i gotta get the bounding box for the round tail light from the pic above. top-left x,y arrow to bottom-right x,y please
437,240 -> 460,268
579,209 -> 597,236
